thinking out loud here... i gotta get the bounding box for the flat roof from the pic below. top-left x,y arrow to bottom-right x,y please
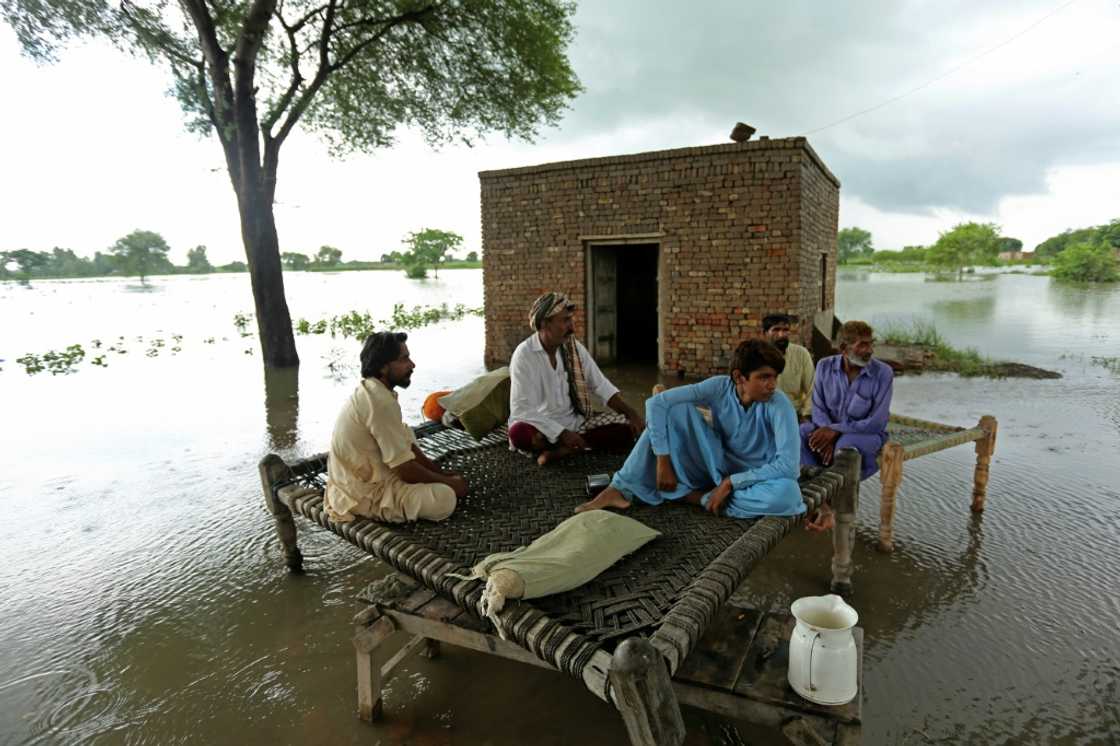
478,136 -> 839,188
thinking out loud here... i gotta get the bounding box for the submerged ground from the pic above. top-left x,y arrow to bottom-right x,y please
1,269 -> 1118,744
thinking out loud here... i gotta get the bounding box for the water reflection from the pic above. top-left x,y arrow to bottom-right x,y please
263,365 -> 300,451
1045,279 -> 1114,319
932,294 -> 996,324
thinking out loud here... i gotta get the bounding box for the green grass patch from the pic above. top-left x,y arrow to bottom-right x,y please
878,320 -> 993,377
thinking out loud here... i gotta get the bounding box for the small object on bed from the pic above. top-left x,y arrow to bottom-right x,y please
585,473 -> 612,498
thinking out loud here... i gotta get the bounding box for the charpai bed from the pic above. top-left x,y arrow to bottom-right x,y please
259,421 -> 863,743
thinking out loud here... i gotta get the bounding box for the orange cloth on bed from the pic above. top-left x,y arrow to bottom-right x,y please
422,390 -> 454,422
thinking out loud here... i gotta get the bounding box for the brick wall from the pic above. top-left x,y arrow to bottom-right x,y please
480,137 -> 839,375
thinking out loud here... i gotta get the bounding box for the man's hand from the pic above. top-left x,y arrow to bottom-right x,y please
807,426 -> 840,453
627,412 -> 646,438
706,478 -> 734,515
805,502 -> 834,533
655,455 -> 678,492
446,475 -> 468,499
559,430 -> 589,451
819,440 -> 836,466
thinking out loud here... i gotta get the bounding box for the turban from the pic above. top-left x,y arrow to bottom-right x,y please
528,292 -> 575,330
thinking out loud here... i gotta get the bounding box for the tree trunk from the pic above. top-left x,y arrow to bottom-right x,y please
238,179 -> 300,368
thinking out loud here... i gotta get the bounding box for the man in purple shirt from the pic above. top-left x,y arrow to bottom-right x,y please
800,320 -> 893,481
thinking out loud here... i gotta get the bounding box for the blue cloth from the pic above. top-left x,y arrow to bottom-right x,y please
802,355 -> 894,479
610,376 -> 804,519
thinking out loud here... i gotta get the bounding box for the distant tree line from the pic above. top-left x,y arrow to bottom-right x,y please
838,216 -> 1119,282
281,230 -> 481,278
0,229 -> 247,284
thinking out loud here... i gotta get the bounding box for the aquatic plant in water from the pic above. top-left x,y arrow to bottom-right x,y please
16,344 -> 87,375
294,303 -> 483,339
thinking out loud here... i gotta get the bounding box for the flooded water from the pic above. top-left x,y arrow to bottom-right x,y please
1,269 -> 1118,744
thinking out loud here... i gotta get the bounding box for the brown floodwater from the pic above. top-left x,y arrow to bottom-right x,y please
1,269 -> 1118,744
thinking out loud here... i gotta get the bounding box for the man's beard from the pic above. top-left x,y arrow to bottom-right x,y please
773,338 -> 790,352
846,353 -> 871,368
394,373 -> 412,389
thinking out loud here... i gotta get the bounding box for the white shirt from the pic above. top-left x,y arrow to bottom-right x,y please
508,333 -> 620,443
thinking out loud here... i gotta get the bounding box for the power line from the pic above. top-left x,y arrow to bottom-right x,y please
801,0 -> 1080,136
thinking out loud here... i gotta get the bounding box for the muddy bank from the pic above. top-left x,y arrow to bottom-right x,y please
875,344 -> 1062,379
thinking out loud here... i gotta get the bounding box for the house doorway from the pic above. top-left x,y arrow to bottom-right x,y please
586,242 -> 660,365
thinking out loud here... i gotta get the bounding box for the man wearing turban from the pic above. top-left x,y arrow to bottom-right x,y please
508,292 -> 645,465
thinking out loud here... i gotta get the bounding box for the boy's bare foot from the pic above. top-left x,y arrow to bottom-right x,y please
537,446 -> 575,466
575,486 -> 630,513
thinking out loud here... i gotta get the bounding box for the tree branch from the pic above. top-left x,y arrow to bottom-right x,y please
327,5 -> 437,74
261,8 -> 304,132
180,0 -> 240,183
269,4 -> 435,148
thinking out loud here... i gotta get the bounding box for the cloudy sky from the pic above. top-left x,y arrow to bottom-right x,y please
2,0 -> 1118,264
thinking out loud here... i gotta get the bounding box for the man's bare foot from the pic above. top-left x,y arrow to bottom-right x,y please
805,506 -> 835,533
575,486 -> 631,513
537,446 -> 575,466
681,490 -> 706,506
651,383 -> 667,395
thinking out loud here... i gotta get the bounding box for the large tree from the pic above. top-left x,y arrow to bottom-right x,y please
110,229 -> 173,284
3,0 -> 580,367
837,227 -> 873,264
186,244 -> 214,273
402,227 -> 461,278
928,222 -> 1001,279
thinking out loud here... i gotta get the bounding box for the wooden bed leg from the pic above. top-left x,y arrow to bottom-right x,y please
353,614 -> 396,722
831,449 -> 861,596
971,415 -> 998,513
258,454 -> 303,572
421,638 -> 441,659
877,443 -> 904,553
609,638 -> 686,746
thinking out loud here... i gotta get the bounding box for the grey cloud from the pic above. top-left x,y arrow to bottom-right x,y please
542,0 -> 1120,215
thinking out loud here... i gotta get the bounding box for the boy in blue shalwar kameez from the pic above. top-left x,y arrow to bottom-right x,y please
576,339 -> 806,519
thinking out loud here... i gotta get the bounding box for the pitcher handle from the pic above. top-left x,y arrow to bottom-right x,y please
807,632 -> 821,692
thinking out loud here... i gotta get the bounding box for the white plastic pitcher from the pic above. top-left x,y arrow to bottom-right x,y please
788,594 -> 859,705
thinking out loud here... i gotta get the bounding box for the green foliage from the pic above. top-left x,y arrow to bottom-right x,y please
1034,226 -> 1101,259
282,252 -> 311,271
1091,356 -> 1120,375
1050,242 -> 1120,283
217,261 -> 248,273
16,344 -> 86,375
837,227 -> 873,264
927,222 -> 1001,279
295,303 -> 483,339
402,228 -> 463,279
1099,219 -> 1120,250
380,251 -> 404,264
110,229 -> 172,284
233,312 -> 254,336
466,250 -> 479,262
3,248 -> 50,281
185,245 -> 213,274
996,237 -> 1023,253
315,245 -> 343,266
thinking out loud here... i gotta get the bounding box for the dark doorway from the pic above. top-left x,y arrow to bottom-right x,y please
588,243 -> 659,365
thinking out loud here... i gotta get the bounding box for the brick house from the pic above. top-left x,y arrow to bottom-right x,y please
479,136 -> 840,377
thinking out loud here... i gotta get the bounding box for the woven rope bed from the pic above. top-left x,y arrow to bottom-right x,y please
260,421 -> 862,700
